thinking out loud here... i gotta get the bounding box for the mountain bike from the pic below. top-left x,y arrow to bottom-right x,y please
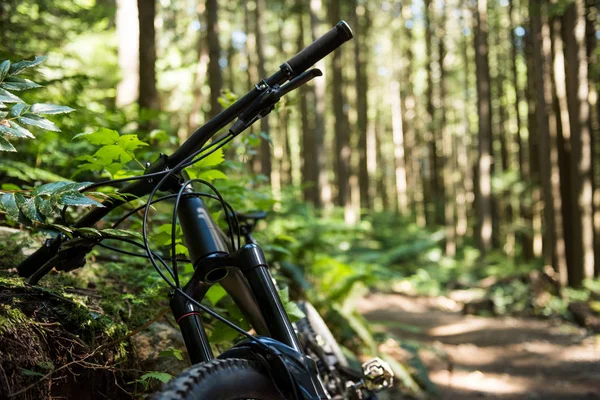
17,21 -> 393,400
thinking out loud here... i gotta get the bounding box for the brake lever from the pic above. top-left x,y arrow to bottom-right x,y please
228,68 -> 323,137
276,68 -> 322,98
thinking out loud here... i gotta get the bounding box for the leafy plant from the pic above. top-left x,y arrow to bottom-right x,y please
0,56 -> 74,152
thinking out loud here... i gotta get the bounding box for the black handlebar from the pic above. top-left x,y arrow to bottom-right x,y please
284,21 -> 353,77
17,21 -> 354,281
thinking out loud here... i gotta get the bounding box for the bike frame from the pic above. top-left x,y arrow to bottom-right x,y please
169,184 -> 302,363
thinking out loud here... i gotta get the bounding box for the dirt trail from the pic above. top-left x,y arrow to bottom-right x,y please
359,293 -> 600,399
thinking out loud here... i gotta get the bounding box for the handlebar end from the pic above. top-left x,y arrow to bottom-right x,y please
337,20 -> 353,40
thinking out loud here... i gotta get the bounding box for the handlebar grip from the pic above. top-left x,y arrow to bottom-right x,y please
17,236 -> 61,278
284,20 -> 353,77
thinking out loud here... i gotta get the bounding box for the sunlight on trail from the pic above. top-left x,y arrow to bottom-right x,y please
430,370 -> 526,395
429,318 -> 491,336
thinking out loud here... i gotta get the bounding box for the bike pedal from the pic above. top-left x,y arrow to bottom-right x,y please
361,357 -> 394,392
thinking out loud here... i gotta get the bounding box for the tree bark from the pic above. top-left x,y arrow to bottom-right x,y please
531,0 -> 568,284
354,1 -> 370,210
116,0 -> 139,108
254,0 -> 271,183
562,1 -> 595,284
329,0 -> 351,210
473,0 -> 494,254
206,0 -> 222,119
137,0 -> 159,113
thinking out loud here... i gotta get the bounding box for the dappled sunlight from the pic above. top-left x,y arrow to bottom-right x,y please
430,370 -> 527,395
428,317 -> 492,337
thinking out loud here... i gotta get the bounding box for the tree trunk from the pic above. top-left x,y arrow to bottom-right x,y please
116,0 -> 139,108
187,1 -> 208,138
509,0 -> 533,259
401,0 -> 425,226
438,2 -> 455,256
424,0 -> 442,225
137,0 -> 159,113
307,0 -> 330,208
457,1 -> 473,241
206,0 -> 222,119
473,0 -> 494,254
563,0 -> 595,284
586,0 -> 600,276
531,0 -> 568,284
329,0 -> 351,210
299,5 -> 320,207
354,1 -> 370,210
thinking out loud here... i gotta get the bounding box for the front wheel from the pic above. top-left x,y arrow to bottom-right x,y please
154,358 -> 286,400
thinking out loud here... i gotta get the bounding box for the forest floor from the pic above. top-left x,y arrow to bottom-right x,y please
359,292 -> 600,400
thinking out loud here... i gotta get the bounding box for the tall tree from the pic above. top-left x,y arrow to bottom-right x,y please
138,0 -> 159,113
255,0 -> 272,182
328,0 -> 351,210
354,1 -> 370,210
473,0 -> 494,254
116,0 -> 139,108
188,1 -> 209,136
299,3 -> 320,206
206,0 -> 222,119
531,0 -> 568,283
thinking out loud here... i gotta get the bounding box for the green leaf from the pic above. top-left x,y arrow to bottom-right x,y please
0,60 -> 10,81
9,121 -> 34,138
139,372 -> 173,384
58,192 -> 103,207
0,77 -> 42,91
77,227 -> 103,238
117,134 -> 148,151
0,88 -> 23,103
197,170 -> 228,181
94,144 -> 131,163
197,148 -> 225,168
0,193 -> 19,219
9,56 -> 47,75
34,196 -> 55,218
284,300 -> 306,322
30,103 -> 75,115
20,197 -> 43,223
1,183 -> 20,191
18,113 -> 60,132
9,103 -> 29,118
73,128 -> 119,145
20,368 -> 45,378
0,124 -> 22,137
100,228 -> 142,241
206,284 -> 228,305
158,348 -> 184,361
33,181 -> 90,196
0,135 -> 16,152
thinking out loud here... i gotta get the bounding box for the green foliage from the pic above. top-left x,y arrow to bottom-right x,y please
74,128 -> 148,177
0,181 -> 103,226
0,56 -> 74,152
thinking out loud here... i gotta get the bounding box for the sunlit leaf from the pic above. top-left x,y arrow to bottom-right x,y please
58,192 -> 103,207
8,56 -> 47,75
9,121 -> 34,138
139,372 -> 173,384
0,135 -> 16,152
0,60 -> 10,81
18,113 -> 60,132
0,193 -> 19,219
9,103 -> 29,118
20,197 -> 43,222
0,77 -> 42,91
30,103 -> 75,115
73,128 -> 119,145
0,88 -> 22,103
